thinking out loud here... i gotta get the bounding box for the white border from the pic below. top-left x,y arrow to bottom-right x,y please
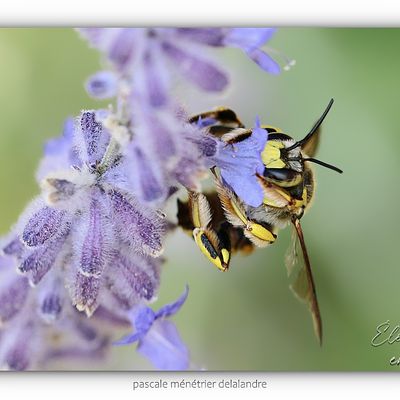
0,0 -> 400,26
0,2 -> 397,398
0,372 -> 398,399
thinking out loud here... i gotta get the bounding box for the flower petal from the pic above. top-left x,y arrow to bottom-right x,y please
0,254 -> 14,269
85,70 -> 118,99
114,306 -> 156,345
133,147 -> 165,203
161,41 -> 229,92
137,46 -> 170,107
108,28 -> 138,71
38,277 -> 64,322
76,28 -> 107,47
22,206 -> 66,247
76,110 -> 110,166
40,292 -> 63,322
210,126 -> 268,207
108,189 -> 164,257
2,322 -> 34,370
223,28 -> 276,50
44,117 -> 74,157
137,319 -> 189,370
221,168 -> 265,207
71,272 -> 101,317
19,235 -> 67,286
155,285 -> 189,319
0,276 -> 29,324
76,192 -> 113,278
245,47 -> 281,74
106,252 -> 159,309
174,28 -> 225,46
2,237 -> 25,258
113,331 -> 142,346
37,118 -> 80,182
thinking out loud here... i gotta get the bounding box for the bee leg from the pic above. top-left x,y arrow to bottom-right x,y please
188,191 -> 231,271
242,221 -> 277,248
212,174 -> 277,248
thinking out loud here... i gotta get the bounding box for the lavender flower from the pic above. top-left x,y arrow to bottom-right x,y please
203,117 -> 269,207
114,286 -> 189,370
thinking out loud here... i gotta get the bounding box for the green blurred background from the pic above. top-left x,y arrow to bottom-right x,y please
0,28 -> 399,371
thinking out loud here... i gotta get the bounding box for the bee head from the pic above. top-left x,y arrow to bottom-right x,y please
283,98 -> 343,174
261,99 -> 342,186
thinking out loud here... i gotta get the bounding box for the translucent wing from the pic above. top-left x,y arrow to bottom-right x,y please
285,217 -> 322,345
301,126 -> 320,157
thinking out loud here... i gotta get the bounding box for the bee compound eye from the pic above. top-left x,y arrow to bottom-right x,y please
263,168 -> 301,183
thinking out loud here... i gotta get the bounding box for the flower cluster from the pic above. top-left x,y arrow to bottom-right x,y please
0,27 -> 286,370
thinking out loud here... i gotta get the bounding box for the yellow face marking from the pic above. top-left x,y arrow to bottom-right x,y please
246,222 -> 276,243
261,141 -> 286,169
193,228 -> 227,271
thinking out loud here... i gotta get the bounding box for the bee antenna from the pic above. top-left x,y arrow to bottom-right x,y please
304,157 -> 343,174
285,98 -> 334,152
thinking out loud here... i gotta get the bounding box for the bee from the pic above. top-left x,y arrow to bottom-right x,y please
177,100 -> 342,344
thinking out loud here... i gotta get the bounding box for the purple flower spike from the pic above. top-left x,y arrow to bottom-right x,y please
22,206 -> 66,247
78,27 -> 285,107
114,286 -> 190,371
86,71 -> 118,99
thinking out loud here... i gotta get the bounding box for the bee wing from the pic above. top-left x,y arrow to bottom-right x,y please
285,218 -> 322,345
301,126 -> 320,157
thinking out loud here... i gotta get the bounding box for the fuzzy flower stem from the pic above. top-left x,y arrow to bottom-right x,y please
97,137 -> 120,175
